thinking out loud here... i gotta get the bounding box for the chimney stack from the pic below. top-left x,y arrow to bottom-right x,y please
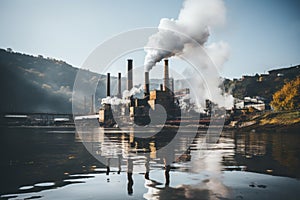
127,59 -> 133,91
107,72 -> 110,97
144,71 -> 150,96
163,59 -> 169,91
118,72 -> 122,98
170,77 -> 174,92
84,96 -> 87,114
91,94 -> 95,114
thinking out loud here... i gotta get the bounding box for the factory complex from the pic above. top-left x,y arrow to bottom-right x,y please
99,59 -> 182,127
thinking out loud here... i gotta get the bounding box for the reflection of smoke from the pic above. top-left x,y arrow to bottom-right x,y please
101,85 -> 144,105
189,139 -> 232,198
144,0 -> 233,109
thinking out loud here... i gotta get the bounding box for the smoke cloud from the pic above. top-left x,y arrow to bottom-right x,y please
122,85 -> 144,99
144,0 -> 226,71
144,0 -> 233,109
101,85 -> 144,105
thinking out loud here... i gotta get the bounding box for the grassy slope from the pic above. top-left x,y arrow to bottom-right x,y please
239,111 -> 300,132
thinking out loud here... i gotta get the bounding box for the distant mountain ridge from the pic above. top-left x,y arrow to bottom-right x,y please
0,48 -> 299,113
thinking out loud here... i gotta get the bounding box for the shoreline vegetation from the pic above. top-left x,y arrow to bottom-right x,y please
234,110 -> 300,132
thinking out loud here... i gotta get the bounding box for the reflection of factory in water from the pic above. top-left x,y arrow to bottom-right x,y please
99,59 -> 182,127
76,126 -> 234,197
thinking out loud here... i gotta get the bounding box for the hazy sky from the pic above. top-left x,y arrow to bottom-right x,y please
0,0 -> 299,78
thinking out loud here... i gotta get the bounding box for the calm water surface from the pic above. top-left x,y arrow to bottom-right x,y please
0,126 -> 299,200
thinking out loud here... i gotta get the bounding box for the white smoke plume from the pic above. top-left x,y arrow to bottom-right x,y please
122,85 -> 144,99
178,94 -> 191,111
144,0 -> 233,109
144,0 -> 226,71
101,96 -> 129,106
101,85 -> 144,105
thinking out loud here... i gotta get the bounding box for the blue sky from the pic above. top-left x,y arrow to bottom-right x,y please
0,0 -> 299,78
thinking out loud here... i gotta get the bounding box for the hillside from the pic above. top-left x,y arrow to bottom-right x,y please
0,49 -> 110,113
223,65 -> 300,102
0,49 -> 163,114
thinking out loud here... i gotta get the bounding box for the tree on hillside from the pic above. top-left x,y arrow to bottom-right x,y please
270,76 -> 300,111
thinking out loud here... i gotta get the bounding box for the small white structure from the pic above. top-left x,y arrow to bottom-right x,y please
234,96 -> 266,111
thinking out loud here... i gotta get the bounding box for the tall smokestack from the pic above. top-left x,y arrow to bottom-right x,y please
127,59 -> 133,91
118,72 -> 121,98
144,71 -> 150,96
163,59 -> 169,91
107,73 -> 110,97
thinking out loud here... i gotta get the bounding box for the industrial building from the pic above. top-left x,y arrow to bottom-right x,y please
234,96 -> 266,111
99,59 -> 181,127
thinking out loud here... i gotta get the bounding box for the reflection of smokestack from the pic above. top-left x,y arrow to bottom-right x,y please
163,59 -> 169,91
118,72 -> 121,98
127,59 -> 133,91
107,73 -> 110,97
144,72 -> 150,96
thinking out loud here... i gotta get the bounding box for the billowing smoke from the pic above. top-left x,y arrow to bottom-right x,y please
122,85 -> 144,99
101,85 -> 144,105
101,96 -> 129,106
178,94 -> 191,111
144,0 -> 233,109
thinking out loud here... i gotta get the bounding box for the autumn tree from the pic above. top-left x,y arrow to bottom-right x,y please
271,76 -> 300,111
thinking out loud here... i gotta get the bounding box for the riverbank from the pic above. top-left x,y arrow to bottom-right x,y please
237,111 -> 300,132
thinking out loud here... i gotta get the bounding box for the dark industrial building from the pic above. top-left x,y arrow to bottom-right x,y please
99,59 -> 181,127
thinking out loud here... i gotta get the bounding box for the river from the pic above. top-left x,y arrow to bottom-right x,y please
0,126 -> 299,199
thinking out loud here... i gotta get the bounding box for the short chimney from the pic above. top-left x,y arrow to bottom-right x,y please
91,94 -> 95,114
163,59 -> 169,91
127,59 -> 133,91
118,72 -> 122,98
107,72 -> 110,97
170,77 -> 174,92
144,71 -> 150,96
